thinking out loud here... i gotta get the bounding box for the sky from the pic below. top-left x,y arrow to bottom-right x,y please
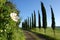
10,0 -> 60,27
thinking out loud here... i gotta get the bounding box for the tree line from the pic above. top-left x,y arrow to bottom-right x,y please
22,2 -> 55,34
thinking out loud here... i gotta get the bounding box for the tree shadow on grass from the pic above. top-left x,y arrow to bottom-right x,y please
29,31 -> 57,40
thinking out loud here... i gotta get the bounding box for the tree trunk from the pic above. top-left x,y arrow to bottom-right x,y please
53,30 -> 55,37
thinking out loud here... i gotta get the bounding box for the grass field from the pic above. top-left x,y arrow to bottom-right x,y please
31,27 -> 60,40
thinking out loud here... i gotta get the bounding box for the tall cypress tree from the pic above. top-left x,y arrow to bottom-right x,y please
30,17 -> 31,29
50,6 -> 55,36
22,22 -> 24,29
32,13 -> 34,28
28,17 -> 29,29
22,22 -> 25,29
41,2 -> 47,33
26,20 -> 27,30
25,19 -> 27,30
34,11 -> 36,28
38,10 -> 41,29
24,20 -> 26,29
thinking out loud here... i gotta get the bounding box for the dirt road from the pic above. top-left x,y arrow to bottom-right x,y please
23,30 -> 40,40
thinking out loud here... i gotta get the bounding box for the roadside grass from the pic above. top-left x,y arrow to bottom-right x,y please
11,28 -> 25,40
31,27 -> 60,40
0,28 -> 25,40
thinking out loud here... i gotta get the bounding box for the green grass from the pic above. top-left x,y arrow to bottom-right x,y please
12,28 -> 25,40
31,27 -> 60,40
0,28 -> 25,40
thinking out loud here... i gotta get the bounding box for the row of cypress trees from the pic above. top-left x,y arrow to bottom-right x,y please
22,11 -> 36,30
22,2 -> 55,34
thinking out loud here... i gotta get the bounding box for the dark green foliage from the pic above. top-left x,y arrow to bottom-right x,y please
34,11 -> 36,28
27,17 -> 30,29
38,10 -> 41,28
30,17 -> 32,29
32,13 -> 34,28
41,2 -> 47,33
25,19 -> 27,30
50,6 -> 55,30
22,19 -> 30,30
22,22 -> 25,29
50,6 -> 55,36
5,1 -> 15,9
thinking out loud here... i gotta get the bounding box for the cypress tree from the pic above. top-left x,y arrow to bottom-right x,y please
38,10 -> 41,29
30,17 -> 31,29
25,20 -> 27,30
34,11 -> 36,28
50,6 -> 55,36
22,22 -> 25,29
23,21 -> 26,29
26,19 -> 27,30
22,22 -> 24,29
27,17 -> 29,29
32,13 -> 34,28
41,2 -> 47,33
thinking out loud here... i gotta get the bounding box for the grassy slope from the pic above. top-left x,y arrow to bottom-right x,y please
31,27 -> 60,40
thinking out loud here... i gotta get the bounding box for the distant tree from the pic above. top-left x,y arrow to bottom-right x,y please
30,17 -> 32,29
41,2 -> 47,33
38,10 -> 41,29
24,19 -> 27,30
22,22 -> 25,29
32,13 -> 34,28
50,6 -> 55,36
27,17 -> 30,29
34,11 -> 36,28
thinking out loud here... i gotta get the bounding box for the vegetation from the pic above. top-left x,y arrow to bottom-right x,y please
30,17 -> 32,29
41,2 -> 47,33
0,0 -> 25,40
50,6 -> 56,36
22,11 -> 37,30
32,13 -> 34,28
33,11 -> 36,28
22,1 -> 58,40
27,17 -> 30,29
38,10 -> 41,29
1,0 -> 58,40
31,28 -> 60,40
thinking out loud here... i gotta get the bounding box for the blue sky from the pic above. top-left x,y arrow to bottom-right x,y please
11,0 -> 60,27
